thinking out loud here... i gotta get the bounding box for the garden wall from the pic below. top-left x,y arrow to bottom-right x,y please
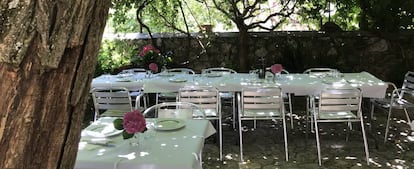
116,31 -> 414,85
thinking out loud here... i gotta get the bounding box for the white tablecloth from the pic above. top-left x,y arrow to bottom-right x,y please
90,71 -> 387,98
75,117 -> 216,169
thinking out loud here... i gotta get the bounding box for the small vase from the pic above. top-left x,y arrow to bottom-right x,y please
145,70 -> 152,78
129,134 -> 140,147
258,69 -> 265,79
273,72 -> 281,81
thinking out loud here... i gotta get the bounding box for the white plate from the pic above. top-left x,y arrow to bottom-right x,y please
158,73 -> 174,77
205,73 -> 222,77
84,125 -> 123,138
154,118 -> 186,131
169,78 -> 187,83
115,79 -> 131,82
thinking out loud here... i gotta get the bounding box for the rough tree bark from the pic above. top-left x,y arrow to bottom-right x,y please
0,0 -> 110,169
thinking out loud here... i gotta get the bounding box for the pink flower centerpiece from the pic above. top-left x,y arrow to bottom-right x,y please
139,45 -> 160,57
113,110 -> 147,139
148,62 -> 159,73
271,64 -> 283,74
132,44 -> 166,72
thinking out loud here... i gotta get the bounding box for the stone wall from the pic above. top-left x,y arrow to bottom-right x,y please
124,31 -> 414,85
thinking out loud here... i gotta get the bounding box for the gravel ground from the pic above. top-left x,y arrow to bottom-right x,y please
202,98 -> 414,169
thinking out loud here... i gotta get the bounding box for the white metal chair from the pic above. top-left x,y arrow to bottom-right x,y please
178,86 -> 223,160
134,91 -> 147,111
156,68 -> 196,104
304,68 -> 341,131
143,102 -> 206,119
91,87 -> 133,121
238,86 -> 288,162
265,68 -> 294,128
312,87 -> 369,166
117,69 -> 148,110
370,71 -> 414,142
202,67 -> 238,131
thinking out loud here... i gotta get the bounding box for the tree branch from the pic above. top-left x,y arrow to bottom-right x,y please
136,0 -> 154,39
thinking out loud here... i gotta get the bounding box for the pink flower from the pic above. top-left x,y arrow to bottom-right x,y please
149,63 -> 158,73
271,64 -> 283,74
139,45 -> 160,57
123,110 -> 147,134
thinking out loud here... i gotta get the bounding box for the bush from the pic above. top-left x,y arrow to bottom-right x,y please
95,39 -> 136,76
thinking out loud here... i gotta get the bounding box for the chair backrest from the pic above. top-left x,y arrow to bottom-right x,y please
202,67 -> 237,75
178,86 -> 220,117
241,86 -> 284,117
143,102 -> 205,119
402,71 -> 414,91
121,68 -> 147,74
318,87 -> 362,118
91,87 -> 133,112
164,68 -> 195,74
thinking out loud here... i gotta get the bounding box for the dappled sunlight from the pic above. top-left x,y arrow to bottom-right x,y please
369,158 -> 383,167
118,152 -> 136,160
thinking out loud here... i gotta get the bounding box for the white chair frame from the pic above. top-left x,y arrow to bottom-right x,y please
143,102 -> 206,119
304,67 -> 341,131
238,86 -> 288,162
178,86 -> 223,160
202,67 -> 238,131
91,87 -> 133,121
312,87 -> 369,166
370,71 -> 414,142
156,68 -> 196,104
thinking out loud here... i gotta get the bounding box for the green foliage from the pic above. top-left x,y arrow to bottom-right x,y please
108,0 -> 234,33
122,131 -> 134,139
297,0 -> 413,32
113,118 -> 124,130
109,0 -> 140,32
298,0 -> 361,30
107,0 -> 413,33
113,117 -> 134,140
95,40 -> 136,76
366,0 -> 414,32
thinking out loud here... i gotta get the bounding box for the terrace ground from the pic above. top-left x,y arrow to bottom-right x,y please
201,97 -> 414,169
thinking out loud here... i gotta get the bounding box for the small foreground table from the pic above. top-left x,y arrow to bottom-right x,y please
75,117 -> 216,169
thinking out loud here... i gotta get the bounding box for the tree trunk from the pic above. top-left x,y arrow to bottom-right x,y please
238,27 -> 249,72
0,1 -> 110,169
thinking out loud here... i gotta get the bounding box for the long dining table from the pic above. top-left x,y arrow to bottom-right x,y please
91,71 -> 387,98
75,117 -> 216,169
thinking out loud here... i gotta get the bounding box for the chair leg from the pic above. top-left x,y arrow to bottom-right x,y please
360,118 -> 370,166
314,114 -> 322,166
238,115 -> 244,162
384,107 -> 393,142
287,94 -> 294,129
369,103 -> 375,130
309,97 -> 315,132
232,94 -> 237,129
283,115 -> 289,161
403,108 -> 412,125
370,102 -> 375,120
94,110 -> 99,122
155,93 -> 159,105
219,117 -> 223,161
